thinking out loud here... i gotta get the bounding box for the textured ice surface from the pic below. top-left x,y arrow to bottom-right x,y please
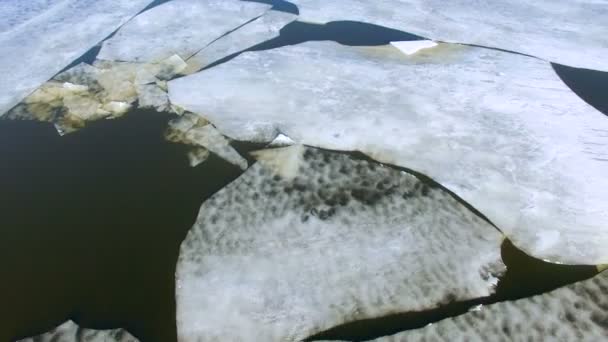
17,320 -> 138,342
290,0 -> 608,71
370,271 -> 608,341
0,0 -> 153,117
187,10 -> 297,70
176,145 -> 505,341
169,41 -> 608,265
96,0 -> 271,63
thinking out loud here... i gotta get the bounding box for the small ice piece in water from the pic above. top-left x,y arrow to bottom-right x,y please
269,133 -> 296,147
17,320 -> 138,342
176,145 -> 505,341
369,271 -> 608,341
96,0 -> 272,63
137,84 -> 169,112
390,40 -> 438,55
169,41 -> 608,265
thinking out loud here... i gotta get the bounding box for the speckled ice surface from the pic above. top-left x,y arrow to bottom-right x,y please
96,0 -> 271,63
368,271 -> 608,342
0,0 -> 154,118
169,41 -> 608,265
176,145 -> 505,341
290,0 -> 608,71
17,320 -> 138,342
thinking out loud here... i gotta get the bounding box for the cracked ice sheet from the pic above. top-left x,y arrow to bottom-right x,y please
186,10 -> 297,70
96,0 -> 271,63
169,41 -> 608,265
367,271 -> 608,342
176,145 -> 505,341
0,0 -> 154,117
18,320 -> 138,342
290,0 -> 608,71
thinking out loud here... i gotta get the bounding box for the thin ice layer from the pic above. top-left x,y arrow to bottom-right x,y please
0,0 -> 153,117
290,0 -> 608,71
187,10 -> 297,70
169,41 -> 608,265
371,271 -> 608,341
176,145 -> 505,341
96,0 -> 271,63
17,320 -> 138,342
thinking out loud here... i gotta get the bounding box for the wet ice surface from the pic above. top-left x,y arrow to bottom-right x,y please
290,0 -> 608,71
176,145 -> 505,341
169,41 -> 608,265
0,0 -> 153,117
17,321 -> 138,342
362,270 -> 608,342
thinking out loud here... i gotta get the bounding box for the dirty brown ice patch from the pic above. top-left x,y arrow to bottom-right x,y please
0,109 -> 248,341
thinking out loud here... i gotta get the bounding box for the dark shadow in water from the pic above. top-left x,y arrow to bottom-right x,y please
202,20 -> 424,70
307,240 -> 598,341
553,64 -> 608,116
242,0 -> 299,14
0,109 -> 246,341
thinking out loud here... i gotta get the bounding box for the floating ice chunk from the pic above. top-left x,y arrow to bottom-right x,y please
390,40 -> 437,55
369,271 -> 608,341
96,0 -> 271,63
17,320 -> 138,342
176,145 -> 505,341
165,114 -> 247,169
187,10 -> 297,70
0,0 -> 154,117
269,133 -> 296,147
137,84 -> 169,112
290,0 -> 608,71
169,41 -> 608,265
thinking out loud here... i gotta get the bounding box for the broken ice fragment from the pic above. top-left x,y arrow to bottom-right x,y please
390,40 -> 437,55
17,320 -> 138,342
96,0 -> 272,63
0,0 -> 154,117
165,114 -> 247,169
137,84 -> 169,112
290,0 -> 608,71
176,145 -> 505,341
188,10 -> 297,70
168,41 -> 608,265
369,271 -> 608,341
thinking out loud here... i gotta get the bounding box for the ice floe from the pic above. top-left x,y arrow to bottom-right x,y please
96,0 -> 272,63
176,145 -> 505,341
169,41 -> 608,265
17,320 -> 138,342
390,40 -> 437,55
368,270 -> 608,341
0,0 -> 153,117
289,0 -> 608,71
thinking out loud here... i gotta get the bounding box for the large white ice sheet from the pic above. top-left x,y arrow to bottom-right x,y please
169,41 -> 608,265
369,271 -> 608,341
0,0 -> 154,117
96,0 -> 271,63
176,145 -> 505,341
290,0 -> 608,71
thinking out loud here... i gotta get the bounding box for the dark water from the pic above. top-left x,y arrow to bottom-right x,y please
2,10 -> 608,342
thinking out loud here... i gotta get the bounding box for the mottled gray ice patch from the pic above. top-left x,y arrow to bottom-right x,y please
368,271 -> 608,342
17,320 -> 138,342
169,41 -> 608,265
96,0 -> 271,63
290,0 -> 608,71
176,145 -> 505,341
0,0 -> 153,117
